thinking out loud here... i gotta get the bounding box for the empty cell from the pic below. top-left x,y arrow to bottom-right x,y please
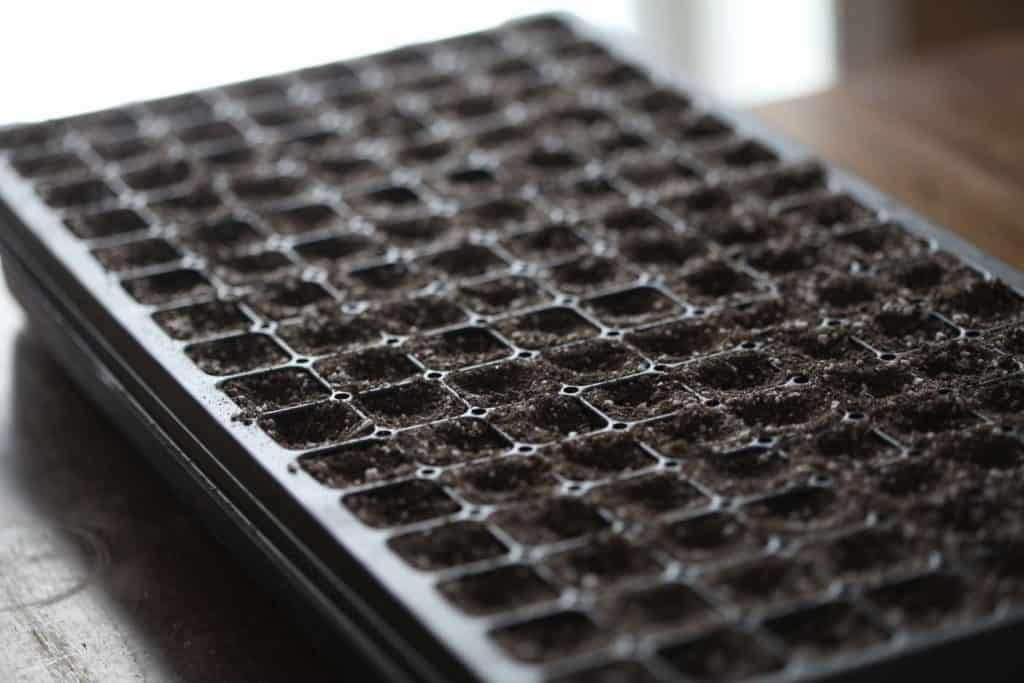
490,611 -> 604,663
820,526 -> 929,579
928,425 -> 1024,470
219,368 -> 328,414
248,281 -> 334,320
439,565 -> 558,616
909,340 -> 1016,382
683,351 -> 782,393
186,333 -> 289,376
267,203 -> 346,236
351,185 -> 423,219
250,106 -> 314,129
277,314 -> 378,356
662,186 -> 736,222
857,302 -> 957,351
494,498 -> 609,546
447,456 -> 557,504
69,108 -> 140,136
547,536 -> 662,589
744,241 -> 822,276
93,136 -> 161,163
343,479 -> 459,528
524,146 -> 581,174
148,184 -> 223,218
703,554 -> 826,610
971,379 -> 1024,416
445,93 -> 502,119
121,159 -> 193,192
736,162 -> 826,201
657,511 -> 763,563
153,300 -> 249,341
672,112 -> 734,143
608,582 -> 715,635
297,60 -> 361,86
786,420 -> 897,464
177,120 -> 245,146
689,443 -> 798,497
701,211 -> 788,247
868,573 -> 972,630
538,174 -> 623,217
550,433 -> 655,481
743,486 -> 850,532
727,388 -> 829,428
543,339 -> 646,385
0,121 -> 65,150
880,392 -> 979,438
11,150 -> 90,179
448,359 -> 559,407
672,259 -> 760,303
703,139 -> 779,170
258,399 -> 367,450
493,395 -> 606,443
619,157 -> 701,195
801,272 -> 885,311
629,87 -> 690,115
122,269 -> 213,306
601,206 -> 671,234
586,473 -> 706,520
42,177 -> 116,209
457,276 -> 548,316
148,93 -> 214,121
316,154 -> 385,184
763,601 -> 886,658
365,296 -> 467,335
345,261 -> 434,298
780,193 -> 875,230
295,234 -> 382,269
356,379 -> 462,428
394,418 -> 511,467
410,327 -> 510,370
584,373 -> 693,421
772,324 -> 861,362
638,406 -> 745,456
376,214 -> 451,246
542,255 -> 630,295
461,197 -> 540,230
299,439 -> 413,488
619,232 -> 708,271
940,278 -> 1024,329
625,318 -> 729,362
425,244 -> 506,279
92,238 -> 180,272
231,174 -> 307,204
835,222 -> 928,261
583,287 -> 680,327
315,346 -> 419,391
389,521 -> 507,570
185,216 -> 263,253
399,138 -> 455,165
494,307 -> 599,350
214,251 -> 296,285
659,628 -> 783,682
502,223 -> 587,263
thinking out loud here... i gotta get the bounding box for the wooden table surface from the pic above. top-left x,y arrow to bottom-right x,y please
3,32 -> 1024,682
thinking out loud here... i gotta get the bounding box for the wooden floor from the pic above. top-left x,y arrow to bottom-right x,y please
2,31 -> 1024,682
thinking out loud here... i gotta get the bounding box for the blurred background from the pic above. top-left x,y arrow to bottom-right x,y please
2,0 -> 1023,124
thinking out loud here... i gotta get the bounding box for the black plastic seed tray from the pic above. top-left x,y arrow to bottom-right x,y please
3,14 -> 1024,683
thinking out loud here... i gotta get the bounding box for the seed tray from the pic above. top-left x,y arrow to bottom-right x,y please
3,13 -> 1024,683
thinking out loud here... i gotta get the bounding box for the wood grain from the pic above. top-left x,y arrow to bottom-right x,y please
754,31 -> 1024,268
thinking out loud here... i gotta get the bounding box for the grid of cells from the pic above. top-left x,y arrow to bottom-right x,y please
5,14 -> 1024,683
